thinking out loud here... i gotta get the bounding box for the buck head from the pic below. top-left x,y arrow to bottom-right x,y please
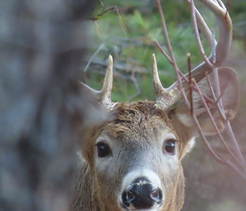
77,55 -> 239,211
74,1 -> 239,211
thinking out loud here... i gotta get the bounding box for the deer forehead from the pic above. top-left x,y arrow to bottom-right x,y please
103,101 -> 178,143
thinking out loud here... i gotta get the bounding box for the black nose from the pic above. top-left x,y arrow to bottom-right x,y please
122,177 -> 163,209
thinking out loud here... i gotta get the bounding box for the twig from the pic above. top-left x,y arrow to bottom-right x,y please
129,76 -> 141,100
225,121 -> 246,168
192,79 -> 242,166
154,40 -> 173,65
189,0 -> 214,68
177,68 -> 215,104
88,6 -> 129,36
88,7 -> 116,21
225,0 -> 231,18
84,43 -> 105,73
226,160 -> 246,181
114,6 -> 130,37
233,21 -> 246,27
156,0 -> 188,108
205,73 -> 226,121
94,21 -> 104,34
99,0 -> 104,7
188,53 -> 193,116
113,71 -> 142,100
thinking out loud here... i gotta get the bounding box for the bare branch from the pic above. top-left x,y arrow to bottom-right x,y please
84,43 -> 105,73
225,121 -> 246,167
155,0 -> 245,181
188,53 -> 193,116
154,40 -> 173,65
88,6 -> 129,36
192,79 -> 242,166
189,0 -> 213,68
114,6 -> 130,37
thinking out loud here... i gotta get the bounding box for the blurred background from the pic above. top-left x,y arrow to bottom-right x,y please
83,0 -> 246,211
0,0 -> 245,211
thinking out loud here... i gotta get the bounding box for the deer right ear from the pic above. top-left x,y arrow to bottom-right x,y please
169,67 -> 239,138
77,91 -> 112,164
78,125 -> 103,163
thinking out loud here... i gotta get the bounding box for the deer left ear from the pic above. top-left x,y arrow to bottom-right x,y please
170,67 -> 239,137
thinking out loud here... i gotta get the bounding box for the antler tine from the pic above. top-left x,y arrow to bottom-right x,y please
166,0 -> 232,105
152,54 -> 168,96
80,55 -> 115,110
152,54 -> 181,110
98,55 -> 114,109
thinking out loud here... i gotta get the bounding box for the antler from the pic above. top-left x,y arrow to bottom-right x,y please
154,0 -> 232,110
81,55 -> 115,110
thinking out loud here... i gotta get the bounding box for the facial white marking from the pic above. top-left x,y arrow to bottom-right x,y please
122,209 -> 158,211
95,134 -> 108,144
162,133 -> 177,141
120,202 -> 160,211
187,137 -> 196,153
77,151 -> 87,163
121,169 -> 162,192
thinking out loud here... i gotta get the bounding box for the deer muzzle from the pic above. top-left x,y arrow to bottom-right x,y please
119,170 -> 163,210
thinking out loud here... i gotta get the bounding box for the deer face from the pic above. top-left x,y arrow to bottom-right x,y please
89,102 -> 188,211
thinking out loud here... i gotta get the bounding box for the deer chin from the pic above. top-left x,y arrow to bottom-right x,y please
120,205 -> 161,211
119,206 -> 160,211
119,197 -> 162,211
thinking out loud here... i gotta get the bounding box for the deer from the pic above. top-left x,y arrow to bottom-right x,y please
71,0 -> 239,210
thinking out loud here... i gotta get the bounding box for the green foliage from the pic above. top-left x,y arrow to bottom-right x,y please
85,0 -> 213,103
85,0 -> 244,103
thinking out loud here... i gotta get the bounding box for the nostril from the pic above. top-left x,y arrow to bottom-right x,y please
150,188 -> 158,199
150,188 -> 162,204
122,190 -> 136,207
126,190 -> 136,202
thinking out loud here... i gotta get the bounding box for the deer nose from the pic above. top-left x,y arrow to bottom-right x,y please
121,177 -> 163,209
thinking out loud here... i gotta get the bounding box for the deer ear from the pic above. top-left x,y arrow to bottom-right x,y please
171,67 -> 239,137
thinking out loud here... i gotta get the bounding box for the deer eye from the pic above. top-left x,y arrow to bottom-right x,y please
163,139 -> 177,155
96,142 -> 111,158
